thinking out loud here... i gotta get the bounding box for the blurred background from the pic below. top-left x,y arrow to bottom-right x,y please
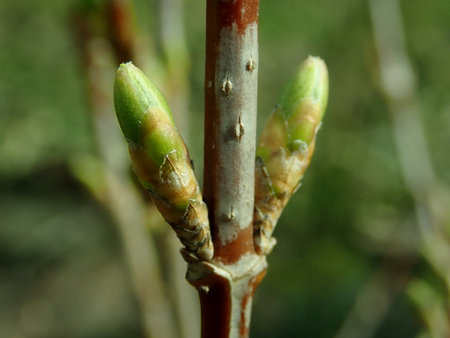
1,0 -> 449,337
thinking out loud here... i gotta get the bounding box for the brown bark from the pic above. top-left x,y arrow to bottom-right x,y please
106,0 -> 136,63
204,0 -> 259,263
190,1 -> 266,337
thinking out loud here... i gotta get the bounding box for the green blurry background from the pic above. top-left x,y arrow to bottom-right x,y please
1,0 -> 449,337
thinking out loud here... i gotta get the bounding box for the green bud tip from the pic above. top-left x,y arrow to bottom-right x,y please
257,56 -> 329,157
278,56 -> 328,121
278,56 -> 328,152
114,62 -> 172,141
114,62 -> 184,165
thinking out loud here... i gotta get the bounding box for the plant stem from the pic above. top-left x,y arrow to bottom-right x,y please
204,0 -> 259,265
190,1 -> 266,337
106,0 -> 136,63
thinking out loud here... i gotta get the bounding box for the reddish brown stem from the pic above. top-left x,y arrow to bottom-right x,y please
194,1 -> 266,337
204,0 -> 259,263
187,259 -> 266,338
106,0 -> 136,63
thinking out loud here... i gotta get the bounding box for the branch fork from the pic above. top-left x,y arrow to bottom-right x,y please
113,2 -> 328,336
186,255 -> 267,338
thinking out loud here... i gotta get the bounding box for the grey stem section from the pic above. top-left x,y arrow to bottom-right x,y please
212,24 -> 258,247
204,17 -> 259,259
198,1 -> 265,337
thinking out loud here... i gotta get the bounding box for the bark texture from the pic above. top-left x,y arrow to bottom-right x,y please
191,1 -> 266,337
203,0 -> 259,263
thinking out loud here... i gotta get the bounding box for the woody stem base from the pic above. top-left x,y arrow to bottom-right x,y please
187,257 -> 267,338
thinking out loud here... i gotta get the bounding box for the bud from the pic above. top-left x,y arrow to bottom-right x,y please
114,62 -> 213,261
254,56 -> 329,254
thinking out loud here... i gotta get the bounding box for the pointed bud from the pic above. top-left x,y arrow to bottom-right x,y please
254,56 -> 329,254
257,56 -> 328,160
114,62 -> 213,261
114,62 -> 184,165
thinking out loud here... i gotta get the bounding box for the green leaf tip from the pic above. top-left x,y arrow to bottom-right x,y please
114,62 -> 182,165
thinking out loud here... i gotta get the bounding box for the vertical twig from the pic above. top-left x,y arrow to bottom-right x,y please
110,1 -> 329,336
204,0 -> 259,265
107,1 -> 201,337
74,6 -> 177,338
106,0 -> 136,63
337,1 -> 450,336
158,0 -> 190,129
187,1 -> 267,338
369,0 -> 450,289
157,1 -> 201,337
369,0 -> 436,237
367,0 -> 450,335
